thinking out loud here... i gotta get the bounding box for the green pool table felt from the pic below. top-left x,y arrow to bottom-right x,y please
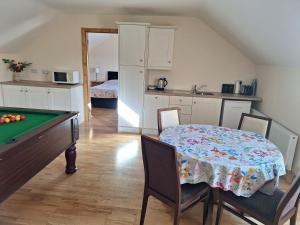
0,109 -> 64,144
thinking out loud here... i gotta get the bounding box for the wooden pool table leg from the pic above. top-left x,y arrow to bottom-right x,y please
65,144 -> 77,174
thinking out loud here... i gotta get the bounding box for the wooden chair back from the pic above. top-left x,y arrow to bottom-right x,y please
141,135 -> 181,204
157,107 -> 180,134
275,173 -> 300,222
238,113 -> 272,138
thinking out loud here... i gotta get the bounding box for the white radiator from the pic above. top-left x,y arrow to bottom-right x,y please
251,109 -> 298,171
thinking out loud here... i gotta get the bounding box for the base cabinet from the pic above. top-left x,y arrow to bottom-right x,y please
27,87 -> 49,109
191,98 -> 222,125
143,94 -> 169,134
2,85 -> 28,108
2,84 -> 84,123
0,85 -> 3,107
47,88 -> 71,111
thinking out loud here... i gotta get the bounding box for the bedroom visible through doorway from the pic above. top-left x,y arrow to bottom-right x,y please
87,32 -> 118,131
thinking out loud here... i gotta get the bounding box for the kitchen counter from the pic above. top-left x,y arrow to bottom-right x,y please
0,81 -> 82,89
145,89 -> 262,101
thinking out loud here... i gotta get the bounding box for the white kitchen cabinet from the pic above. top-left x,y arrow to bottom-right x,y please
118,23 -> 149,67
1,84 -> 84,123
169,96 -> 192,106
118,66 -> 145,132
221,100 -> 251,129
143,94 -> 169,134
169,96 -> 193,125
148,26 -> 175,70
47,88 -> 71,111
27,87 -> 48,109
191,98 -> 222,125
0,85 -> 3,106
2,85 -> 28,108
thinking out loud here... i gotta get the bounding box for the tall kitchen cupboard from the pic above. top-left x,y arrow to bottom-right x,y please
117,22 -> 149,133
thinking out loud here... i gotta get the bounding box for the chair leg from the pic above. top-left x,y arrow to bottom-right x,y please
173,207 -> 181,225
203,191 -> 214,225
139,192 -> 149,225
290,213 -> 297,225
215,200 -> 223,225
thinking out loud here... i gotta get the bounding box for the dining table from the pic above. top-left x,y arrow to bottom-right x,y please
160,124 -> 286,198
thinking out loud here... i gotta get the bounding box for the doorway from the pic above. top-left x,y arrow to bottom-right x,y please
81,28 -> 118,132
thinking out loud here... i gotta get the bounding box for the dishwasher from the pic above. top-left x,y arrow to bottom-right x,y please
221,100 -> 252,129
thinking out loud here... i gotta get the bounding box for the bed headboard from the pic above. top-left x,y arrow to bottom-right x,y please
107,71 -> 118,80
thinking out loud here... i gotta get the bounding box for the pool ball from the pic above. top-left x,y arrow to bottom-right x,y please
0,118 -> 3,124
20,115 -> 26,120
4,118 -> 10,123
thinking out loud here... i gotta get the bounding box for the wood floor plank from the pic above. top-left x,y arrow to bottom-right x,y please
0,108 -> 298,225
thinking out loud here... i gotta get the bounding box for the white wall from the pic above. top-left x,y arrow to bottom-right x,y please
17,14 -> 256,91
88,33 -> 118,81
256,66 -> 300,174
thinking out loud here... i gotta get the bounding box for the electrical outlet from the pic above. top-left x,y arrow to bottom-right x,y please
42,70 -> 49,75
30,69 -> 38,73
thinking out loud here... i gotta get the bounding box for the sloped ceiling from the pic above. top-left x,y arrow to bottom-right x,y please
1,0 -> 299,66
0,0 -> 59,53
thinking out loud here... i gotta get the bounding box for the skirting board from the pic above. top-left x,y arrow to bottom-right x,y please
118,126 -> 141,134
142,128 -> 159,135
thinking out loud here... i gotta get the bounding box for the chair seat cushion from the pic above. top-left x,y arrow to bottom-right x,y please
222,189 -> 284,221
181,182 -> 209,203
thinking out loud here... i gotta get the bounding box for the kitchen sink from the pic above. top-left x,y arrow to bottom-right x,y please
195,91 -> 214,96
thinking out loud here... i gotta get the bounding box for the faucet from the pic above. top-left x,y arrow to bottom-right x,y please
193,84 -> 207,94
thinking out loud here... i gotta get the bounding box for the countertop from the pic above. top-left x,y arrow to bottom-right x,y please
145,89 -> 262,101
0,81 -> 82,89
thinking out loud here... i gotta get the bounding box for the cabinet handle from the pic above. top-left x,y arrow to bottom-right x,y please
194,101 -> 196,104
48,91 -> 51,94
179,99 -> 182,102
140,71 -> 143,74
140,59 -> 143,62
154,97 -> 158,99
168,60 -> 171,64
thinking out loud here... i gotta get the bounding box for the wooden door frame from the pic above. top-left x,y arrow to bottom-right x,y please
81,28 -> 118,122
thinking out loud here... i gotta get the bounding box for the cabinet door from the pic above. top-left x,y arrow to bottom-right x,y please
143,95 -> 170,129
47,88 -> 71,111
148,27 -> 175,70
119,25 -> 147,66
2,85 -> 28,108
0,85 -> 3,107
27,87 -> 48,109
118,66 -> 144,128
191,98 -> 222,125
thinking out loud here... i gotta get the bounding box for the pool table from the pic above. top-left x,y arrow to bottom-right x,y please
0,108 -> 79,203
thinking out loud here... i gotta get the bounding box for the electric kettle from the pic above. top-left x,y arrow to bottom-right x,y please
157,77 -> 168,90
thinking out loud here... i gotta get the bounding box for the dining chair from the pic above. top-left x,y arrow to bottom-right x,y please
157,107 -> 180,134
215,173 -> 300,225
140,135 -> 212,225
238,113 -> 272,139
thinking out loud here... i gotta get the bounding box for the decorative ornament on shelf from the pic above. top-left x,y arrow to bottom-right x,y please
2,58 -> 32,81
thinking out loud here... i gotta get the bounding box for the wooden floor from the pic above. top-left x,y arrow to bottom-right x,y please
0,109 -> 298,225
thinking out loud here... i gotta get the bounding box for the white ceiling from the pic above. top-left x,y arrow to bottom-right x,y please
1,0 -> 299,66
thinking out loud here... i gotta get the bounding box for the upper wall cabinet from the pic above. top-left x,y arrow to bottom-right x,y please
118,23 -> 149,67
147,26 -> 176,70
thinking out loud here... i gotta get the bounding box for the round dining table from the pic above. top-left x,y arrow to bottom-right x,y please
160,124 -> 286,197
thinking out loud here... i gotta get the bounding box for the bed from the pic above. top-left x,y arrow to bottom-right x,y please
90,71 -> 118,109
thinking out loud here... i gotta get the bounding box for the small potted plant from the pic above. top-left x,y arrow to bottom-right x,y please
2,59 -> 32,81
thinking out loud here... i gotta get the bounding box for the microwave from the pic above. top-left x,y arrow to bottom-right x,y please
53,71 -> 80,84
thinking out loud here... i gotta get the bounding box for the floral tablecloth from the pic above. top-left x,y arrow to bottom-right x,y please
160,124 -> 286,197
